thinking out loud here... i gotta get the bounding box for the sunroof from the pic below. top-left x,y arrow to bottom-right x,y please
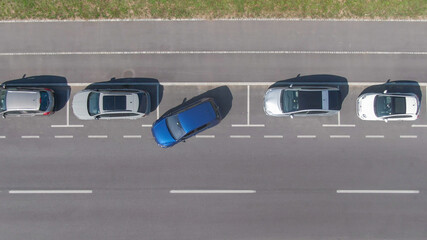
103,96 -> 126,111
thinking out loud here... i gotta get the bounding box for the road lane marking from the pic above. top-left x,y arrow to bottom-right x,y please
400,135 -> 417,139
365,135 -> 384,138
0,136 -> 5,139
297,135 -> 316,138
322,124 -> 356,127
51,101 -> 84,128
330,135 -> 350,138
196,135 -> 215,138
231,124 -> 265,127
54,135 -> 73,139
9,190 -> 92,194
337,190 -> 419,194
230,135 -> 251,138
141,124 -> 152,127
264,135 -> 283,138
123,135 -> 142,138
2,51 -> 427,56
170,190 -> 256,194
412,124 -> 427,128
51,124 -> 84,127
21,136 -> 39,139
88,135 -> 108,138
231,85 -> 265,128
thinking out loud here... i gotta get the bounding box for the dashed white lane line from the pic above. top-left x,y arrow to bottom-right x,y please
264,135 -> 283,139
297,135 -> 316,139
337,190 -> 419,194
230,135 -> 251,138
365,135 -> 384,138
411,124 -> 427,128
322,124 -> 356,127
196,135 -> 215,138
9,190 -> 92,194
21,136 -> 40,139
231,124 -> 265,127
54,135 -> 73,139
0,136 -> 6,139
170,190 -> 256,194
400,135 -> 418,139
123,135 -> 142,138
88,135 -> 108,139
330,135 -> 350,138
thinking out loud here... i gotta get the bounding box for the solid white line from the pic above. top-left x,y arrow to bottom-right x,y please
230,135 -> 251,138
0,136 -> 5,139
170,190 -> 256,194
88,135 -> 108,138
21,136 -> 39,139
322,124 -> 356,127
51,125 -> 84,128
1,18 -> 427,23
1,51 -> 427,56
412,124 -> 427,128
123,135 -> 142,138
330,135 -> 350,138
156,84 -> 160,119
66,101 -> 70,125
54,135 -> 73,139
337,190 -> 419,194
400,135 -> 418,139
264,135 -> 283,138
9,190 -> 92,194
196,135 -> 215,138
337,111 -> 341,125
297,135 -> 316,138
231,124 -> 265,127
365,135 -> 384,138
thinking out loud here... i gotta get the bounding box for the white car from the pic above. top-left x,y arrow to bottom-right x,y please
356,91 -> 420,121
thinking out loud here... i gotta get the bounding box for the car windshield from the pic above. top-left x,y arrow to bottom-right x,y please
282,90 -> 299,112
0,90 -> 6,112
39,91 -> 50,111
374,95 -> 406,117
166,115 -> 186,140
88,92 -> 100,116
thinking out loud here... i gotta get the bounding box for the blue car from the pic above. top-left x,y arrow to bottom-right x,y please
152,98 -> 221,148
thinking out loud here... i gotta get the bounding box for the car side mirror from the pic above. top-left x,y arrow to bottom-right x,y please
95,116 -> 100,120
1,84 -> 5,89
182,98 -> 187,104
289,84 -> 293,88
384,118 -> 388,123
1,113 -> 6,118
290,114 -> 294,119
383,90 -> 388,94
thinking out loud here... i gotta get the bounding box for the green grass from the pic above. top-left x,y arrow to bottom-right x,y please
0,0 -> 426,19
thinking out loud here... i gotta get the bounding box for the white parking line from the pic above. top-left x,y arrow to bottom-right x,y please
231,85 -> 265,128
0,136 -> 6,139
400,135 -> 418,139
230,135 -> 251,138
196,135 -> 215,138
51,101 -> 84,128
337,190 -> 419,194
123,135 -> 142,138
170,190 -> 256,194
264,135 -> 283,138
1,51 -> 427,56
9,190 -> 92,194
54,135 -> 73,139
297,135 -> 316,138
322,124 -> 356,127
330,135 -> 350,138
365,135 -> 384,138
88,135 -> 108,138
141,124 -> 152,127
21,136 -> 39,139
412,124 -> 427,128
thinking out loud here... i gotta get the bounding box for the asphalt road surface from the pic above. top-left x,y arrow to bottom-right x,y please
0,19 -> 427,240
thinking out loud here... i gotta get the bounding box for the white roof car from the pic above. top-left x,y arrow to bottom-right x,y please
356,91 -> 420,121
263,85 -> 341,118
72,89 -> 150,120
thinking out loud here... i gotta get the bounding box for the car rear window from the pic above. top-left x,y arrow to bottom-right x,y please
39,91 -> 50,111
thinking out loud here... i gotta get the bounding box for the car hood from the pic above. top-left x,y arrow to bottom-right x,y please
152,118 -> 176,147
357,94 -> 377,120
6,90 -> 40,111
72,91 -> 92,120
264,89 -> 283,115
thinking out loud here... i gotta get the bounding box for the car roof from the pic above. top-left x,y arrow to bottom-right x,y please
295,91 -> 322,110
178,100 -> 217,133
5,90 -> 40,111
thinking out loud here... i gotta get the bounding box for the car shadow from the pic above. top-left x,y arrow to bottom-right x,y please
85,77 -> 163,113
161,86 -> 233,120
359,80 -> 422,103
268,74 -> 349,110
1,75 -> 70,112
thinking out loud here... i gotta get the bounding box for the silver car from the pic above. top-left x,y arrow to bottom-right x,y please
0,86 -> 55,118
264,85 -> 341,118
72,89 -> 150,120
